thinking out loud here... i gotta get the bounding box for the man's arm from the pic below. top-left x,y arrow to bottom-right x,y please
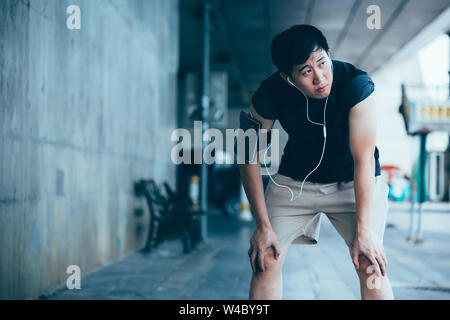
240,104 -> 281,272
239,104 -> 275,230
349,93 -> 377,234
349,92 -> 387,276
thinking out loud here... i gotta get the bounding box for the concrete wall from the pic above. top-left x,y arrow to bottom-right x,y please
0,0 -> 179,299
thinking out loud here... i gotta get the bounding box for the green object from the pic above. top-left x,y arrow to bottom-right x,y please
416,133 -> 428,203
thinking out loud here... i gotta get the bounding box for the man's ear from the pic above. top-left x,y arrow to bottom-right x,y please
279,72 -> 292,86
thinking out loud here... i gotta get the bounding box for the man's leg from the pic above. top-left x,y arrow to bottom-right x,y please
352,251 -> 394,300
249,245 -> 290,300
323,176 -> 393,300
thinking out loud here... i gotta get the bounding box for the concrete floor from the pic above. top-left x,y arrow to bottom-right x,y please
44,200 -> 450,300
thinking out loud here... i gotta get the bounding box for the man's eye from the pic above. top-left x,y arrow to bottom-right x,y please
321,61 -> 326,65
303,70 -> 311,75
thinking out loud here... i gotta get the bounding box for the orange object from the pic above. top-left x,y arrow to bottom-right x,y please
380,165 -> 401,185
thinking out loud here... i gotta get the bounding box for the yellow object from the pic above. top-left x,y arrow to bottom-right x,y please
438,107 -> 447,120
240,203 -> 250,211
431,106 -> 439,120
189,175 -> 200,211
239,184 -> 253,221
420,106 -> 430,120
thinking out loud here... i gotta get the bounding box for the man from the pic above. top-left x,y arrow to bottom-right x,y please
239,25 -> 394,300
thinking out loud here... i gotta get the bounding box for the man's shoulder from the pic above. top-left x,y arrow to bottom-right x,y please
332,60 -> 375,109
333,59 -> 369,83
251,71 -> 286,120
257,71 -> 285,92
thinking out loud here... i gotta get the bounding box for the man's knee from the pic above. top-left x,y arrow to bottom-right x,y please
356,255 -> 379,277
254,251 -> 282,274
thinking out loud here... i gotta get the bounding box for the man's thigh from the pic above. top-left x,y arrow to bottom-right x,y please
322,176 -> 390,248
264,174 -> 323,249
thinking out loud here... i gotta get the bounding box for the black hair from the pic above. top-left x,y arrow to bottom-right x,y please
270,25 -> 330,75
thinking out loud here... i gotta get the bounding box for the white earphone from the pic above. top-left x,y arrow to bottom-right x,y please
262,67 -> 330,202
286,77 -> 295,86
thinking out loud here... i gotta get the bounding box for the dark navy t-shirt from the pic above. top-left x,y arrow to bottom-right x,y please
251,59 -> 381,183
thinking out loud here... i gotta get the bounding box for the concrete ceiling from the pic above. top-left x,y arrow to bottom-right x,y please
179,0 -> 450,108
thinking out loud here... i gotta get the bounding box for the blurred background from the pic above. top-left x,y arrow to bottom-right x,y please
0,0 -> 449,300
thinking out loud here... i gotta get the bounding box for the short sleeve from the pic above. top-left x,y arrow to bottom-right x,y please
251,81 -> 279,120
345,74 -> 375,109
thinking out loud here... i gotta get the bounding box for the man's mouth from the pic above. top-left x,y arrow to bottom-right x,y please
317,85 -> 327,92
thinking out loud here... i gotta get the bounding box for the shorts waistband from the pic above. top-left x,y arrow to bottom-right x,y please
270,173 -> 380,193
271,173 -> 343,187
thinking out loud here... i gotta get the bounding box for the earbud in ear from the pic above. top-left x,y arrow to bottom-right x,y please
287,77 -> 293,85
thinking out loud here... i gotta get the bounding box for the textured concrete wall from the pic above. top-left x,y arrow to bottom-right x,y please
0,0 -> 179,299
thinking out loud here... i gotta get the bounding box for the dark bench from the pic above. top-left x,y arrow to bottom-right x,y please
134,179 -> 202,254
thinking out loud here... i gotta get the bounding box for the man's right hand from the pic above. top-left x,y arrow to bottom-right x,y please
248,226 -> 281,273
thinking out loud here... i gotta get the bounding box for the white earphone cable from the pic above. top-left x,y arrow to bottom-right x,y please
262,80 -> 329,202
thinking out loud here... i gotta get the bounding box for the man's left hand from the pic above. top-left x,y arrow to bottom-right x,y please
351,228 -> 387,277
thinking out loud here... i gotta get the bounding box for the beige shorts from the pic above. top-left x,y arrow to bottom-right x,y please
264,173 -> 389,250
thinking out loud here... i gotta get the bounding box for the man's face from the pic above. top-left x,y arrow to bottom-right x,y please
285,47 -> 333,99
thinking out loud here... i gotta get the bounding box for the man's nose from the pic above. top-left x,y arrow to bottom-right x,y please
313,70 -> 325,85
